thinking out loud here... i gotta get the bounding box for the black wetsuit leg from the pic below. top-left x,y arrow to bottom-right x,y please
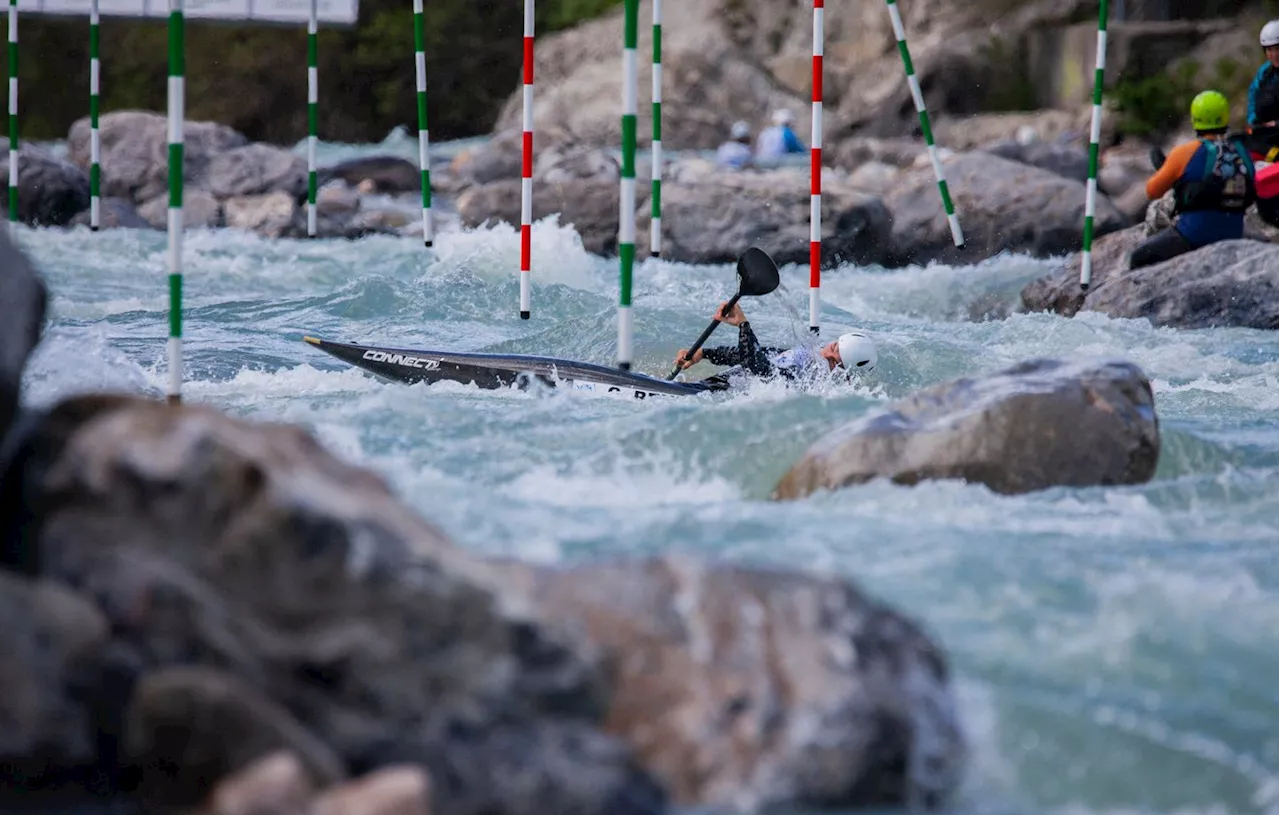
1129,227 -> 1193,270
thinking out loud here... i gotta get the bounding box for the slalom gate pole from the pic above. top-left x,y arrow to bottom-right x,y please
809,0 -> 822,334
520,0 -> 533,319
412,0 -> 432,247
7,0 -> 16,228
90,0 -> 100,230
617,0 -> 637,371
884,0 -> 964,249
1080,0 -> 1109,291
306,0 -> 317,237
167,0 -> 184,404
650,0 -> 661,258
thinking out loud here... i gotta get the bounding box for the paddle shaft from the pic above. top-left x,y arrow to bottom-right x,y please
666,292 -> 742,380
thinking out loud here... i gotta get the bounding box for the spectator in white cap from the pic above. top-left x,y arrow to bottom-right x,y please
716,120 -> 754,170
754,107 -> 806,162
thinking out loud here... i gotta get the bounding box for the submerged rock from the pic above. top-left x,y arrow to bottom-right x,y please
773,357 -> 1160,498
498,554 -> 966,812
68,197 -> 155,231
319,155 -> 421,194
0,147 -> 92,227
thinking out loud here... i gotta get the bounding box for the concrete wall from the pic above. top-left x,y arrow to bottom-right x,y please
1025,19 -> 1239,109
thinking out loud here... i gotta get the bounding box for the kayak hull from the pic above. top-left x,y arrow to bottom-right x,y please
302,336 -> 723,399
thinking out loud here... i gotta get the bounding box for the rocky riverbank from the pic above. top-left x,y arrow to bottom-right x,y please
3,107 -> 1151,269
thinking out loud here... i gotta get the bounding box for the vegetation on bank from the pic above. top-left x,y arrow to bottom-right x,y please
1,0 -> 624,145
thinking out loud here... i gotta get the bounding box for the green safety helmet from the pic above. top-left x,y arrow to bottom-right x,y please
1190,90 -> 1230,131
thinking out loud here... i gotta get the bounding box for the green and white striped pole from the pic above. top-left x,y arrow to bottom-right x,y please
7,0 -> 17,227
649,0 -> 661,258
616,0 -> 637,371
167,0 -> 184,404
306,0 -> 317,237
412,0 -> 432,247
89,0 -> 100,230
885,0 -> 964,249
1079,0 -> 1109,291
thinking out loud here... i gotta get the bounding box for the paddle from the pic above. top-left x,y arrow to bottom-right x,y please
665,247 -> 781,380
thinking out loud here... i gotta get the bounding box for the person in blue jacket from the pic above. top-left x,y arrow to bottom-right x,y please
1245,20 -> 1279,159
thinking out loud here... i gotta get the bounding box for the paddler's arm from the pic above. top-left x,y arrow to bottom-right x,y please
700,345 -> 741,366
1146,141 -> 1199,199
736,321 -> 776,377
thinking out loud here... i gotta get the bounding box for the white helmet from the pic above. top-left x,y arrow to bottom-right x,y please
730,120 -> 751,139
772,108 -> 795,126
1261,20 -> 1279,48
837,331 -> 878,372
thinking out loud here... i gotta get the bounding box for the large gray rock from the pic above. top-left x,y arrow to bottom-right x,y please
68,196 -> 155,231
0,225 -> 45,449
1021,227 -> 1279,330
205,143 -> 308,201
883,151 -> 1128,268
7,393 -> 667,815
0,146 -> 91,227
67,110 -> 248,205
136,188 -> 224,230
496,554 -> 966,812
1019,224 -> 1147,318
638,161 -> 894,267
773,357 -> 1160,499
318,155 -> 421,194
457,154 -> 893,266
1081,240 -> 1279,330
979,138 -> 1090,183
458,176 -> 621,255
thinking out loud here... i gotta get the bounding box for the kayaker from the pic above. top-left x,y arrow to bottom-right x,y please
673,301 -> 878,382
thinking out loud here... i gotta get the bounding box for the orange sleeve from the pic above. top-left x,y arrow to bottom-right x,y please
1146,141 -> 1201,200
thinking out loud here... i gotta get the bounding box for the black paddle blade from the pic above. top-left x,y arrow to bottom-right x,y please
737,247 -> 781,297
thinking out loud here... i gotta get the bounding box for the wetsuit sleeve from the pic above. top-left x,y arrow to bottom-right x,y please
734,322 -> 780,376
1249,63 -> 1267,126
1146,141 -> 1201,199
700,344 -> 740,366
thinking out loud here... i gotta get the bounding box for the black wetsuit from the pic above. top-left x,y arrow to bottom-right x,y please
694,321 -> 811,388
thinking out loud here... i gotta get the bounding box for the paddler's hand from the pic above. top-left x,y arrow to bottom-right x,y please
675,348 -> 704,369
715,301 -> 746,326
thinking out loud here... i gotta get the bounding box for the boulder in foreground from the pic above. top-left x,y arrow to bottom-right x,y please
497,555 -> 966,812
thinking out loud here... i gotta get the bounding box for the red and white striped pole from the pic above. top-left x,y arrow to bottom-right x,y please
809,0 -> 823,335
519,0 -> 534,320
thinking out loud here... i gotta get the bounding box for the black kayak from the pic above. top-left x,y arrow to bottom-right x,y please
302,336 -> 727,400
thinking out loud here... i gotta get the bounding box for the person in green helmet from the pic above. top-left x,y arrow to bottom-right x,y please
1132,90 -> 1257,270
